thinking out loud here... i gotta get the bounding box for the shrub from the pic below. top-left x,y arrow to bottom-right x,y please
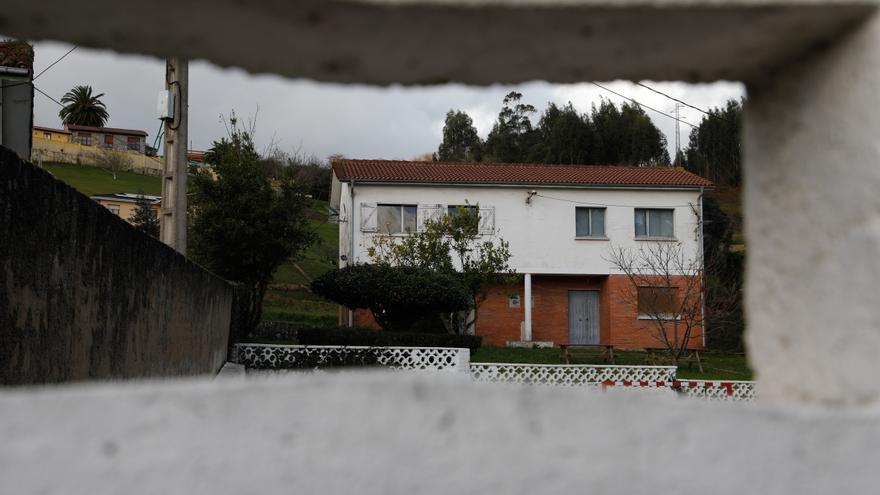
249,322 -> 482,352
310,264 -> 472,333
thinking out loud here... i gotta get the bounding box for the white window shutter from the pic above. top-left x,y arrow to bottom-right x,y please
360,202 -> 377,232
417,204 -> 443,232
478,206 -> 495,235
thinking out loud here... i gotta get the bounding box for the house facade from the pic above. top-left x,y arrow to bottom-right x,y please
65,124 -> 148,154
90,193 -> 160,223
329,159 -> 712,349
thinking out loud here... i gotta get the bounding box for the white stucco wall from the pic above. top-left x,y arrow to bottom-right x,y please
336,180 -> 703,275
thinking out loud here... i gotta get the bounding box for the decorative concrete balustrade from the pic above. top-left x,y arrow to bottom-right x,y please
469,363 -> 677,387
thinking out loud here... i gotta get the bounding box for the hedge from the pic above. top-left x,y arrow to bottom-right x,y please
249,322 -> 482,351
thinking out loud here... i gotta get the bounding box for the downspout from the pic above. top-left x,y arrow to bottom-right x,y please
348,179 -> 356,327
698,186 -> 707,348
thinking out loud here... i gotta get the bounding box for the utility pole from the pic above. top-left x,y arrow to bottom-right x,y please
673,102 -> 682,167
160,57 -> 188,254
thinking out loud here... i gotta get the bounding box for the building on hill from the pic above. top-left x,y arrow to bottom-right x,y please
32,126 -> 71,144
329,159 -> 712,350
65,124 -> 148,154
90,193 -> 160,223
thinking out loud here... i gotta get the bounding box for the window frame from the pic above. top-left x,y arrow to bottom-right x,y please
574,206 -> 608,240
634,208 -> 676,240
447,204 -> 480,235
376,203 -> 418,235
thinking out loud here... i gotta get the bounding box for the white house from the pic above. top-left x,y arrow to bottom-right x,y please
329,159 -> 712,349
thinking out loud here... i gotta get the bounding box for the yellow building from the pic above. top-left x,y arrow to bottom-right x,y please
89,193 -> 160,224
32,126 -> 71,144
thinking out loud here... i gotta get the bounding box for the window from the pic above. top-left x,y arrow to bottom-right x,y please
43,132 -> 51,139
377,204 -> 417,234
509,295 -> 521,308
637,286 -> 677,318
78,133 -> 92,146
106,205 -> 120,216
104,135 -> 114,145
575,207 -> 606,238
127,136 -> 141,151
634,208 -> 674,239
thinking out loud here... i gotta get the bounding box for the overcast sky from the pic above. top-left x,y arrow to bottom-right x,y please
29,40 -> 745,161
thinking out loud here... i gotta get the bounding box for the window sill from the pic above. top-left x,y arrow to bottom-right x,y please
638,315 -> 680,321
574,236 -> 609,241
634,236 -> 677,242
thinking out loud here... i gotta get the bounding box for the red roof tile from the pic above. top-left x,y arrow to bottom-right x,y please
332,159 -> 713,188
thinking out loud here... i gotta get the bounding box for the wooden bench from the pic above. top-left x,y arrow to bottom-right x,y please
560,344 -> 616,364
644,347 -> 704,373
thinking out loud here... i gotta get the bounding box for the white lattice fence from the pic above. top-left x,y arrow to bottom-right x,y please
673,380 -> 757,401
234,344 -> 469,372
469,363 -> 677,387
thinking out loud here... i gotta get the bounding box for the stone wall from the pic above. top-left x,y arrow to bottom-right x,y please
0,146 -> 232,384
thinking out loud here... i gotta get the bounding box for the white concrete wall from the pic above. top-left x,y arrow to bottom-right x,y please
337,181 -> 703,274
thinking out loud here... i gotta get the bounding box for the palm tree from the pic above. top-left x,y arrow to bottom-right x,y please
58,85 -> 109,127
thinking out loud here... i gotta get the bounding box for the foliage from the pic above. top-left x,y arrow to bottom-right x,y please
483,92 -> 538,163
368,205 -> 514,333
89,148 -> 133,179
310,264 -> 472,333
130,190 -> 159,238
59,85 -> 109,127
591,99 -> 670,165
530,102 -> 596,164
702,197 -> 744,350
190,114 -> 316,332
251,322 -> 482,351
684,99 -> 743,186
436,110 -> 483,162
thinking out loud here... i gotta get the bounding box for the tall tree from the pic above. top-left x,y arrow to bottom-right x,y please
436,110 -> 483,162
591,99 -> 669,165
483,92 -> 538,163
190,114 -> 316,331
684,99 -> 742,185
130,190 -> 159,238
530,102 -> 596,164
58,85 -> 109,127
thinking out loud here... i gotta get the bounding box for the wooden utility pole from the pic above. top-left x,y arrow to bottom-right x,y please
160,57 -> 188,253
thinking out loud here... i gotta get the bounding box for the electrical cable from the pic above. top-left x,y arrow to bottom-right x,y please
33,85 -> 63,107
590,81 -> 697,129
534,192 -> 695,209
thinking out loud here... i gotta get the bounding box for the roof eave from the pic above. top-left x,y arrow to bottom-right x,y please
335,178 -> 712,190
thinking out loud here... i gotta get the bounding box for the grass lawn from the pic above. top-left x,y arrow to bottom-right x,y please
43,162 -> 161,196
471,346 -> 752,381
261,199 -> 340,327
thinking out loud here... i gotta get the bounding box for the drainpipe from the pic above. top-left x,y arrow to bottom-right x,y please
524,273 -> 532,341
348,179 -> 356,328
698,186 -> 707,348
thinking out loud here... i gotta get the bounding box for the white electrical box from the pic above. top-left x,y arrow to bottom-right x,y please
157,90 -> 174,120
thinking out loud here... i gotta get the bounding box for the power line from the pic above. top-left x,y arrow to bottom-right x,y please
590,81 -> 697,129
635,82 -> 714,118
33,85 -> 63,107
535,192 -> 695,209
33,45 -> 78,80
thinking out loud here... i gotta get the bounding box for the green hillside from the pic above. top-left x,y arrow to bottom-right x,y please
44,161 -> 340,327
44,162 -> 161,196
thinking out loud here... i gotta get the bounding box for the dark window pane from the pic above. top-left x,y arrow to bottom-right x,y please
591,208 -> 605,237
377,205 -> 400,234
575,207 -> 590,236
403,205 -> 417,233
634,209 -> 647,237
658,209 -> 674,238
638,287 -> 676,315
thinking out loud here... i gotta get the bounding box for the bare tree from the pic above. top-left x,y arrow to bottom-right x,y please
605,241 -> 704,365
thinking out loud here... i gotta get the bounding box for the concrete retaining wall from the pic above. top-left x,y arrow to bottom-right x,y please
0,145 -> 232,384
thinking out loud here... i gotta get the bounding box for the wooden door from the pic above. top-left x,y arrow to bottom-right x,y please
568,290 -> 600,344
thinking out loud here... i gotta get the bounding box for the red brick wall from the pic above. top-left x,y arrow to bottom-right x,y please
338,273 -> 703,350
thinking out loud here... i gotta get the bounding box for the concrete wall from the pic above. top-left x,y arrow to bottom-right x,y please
31,138 -> 164,176
0,78 -> 33,160
0,146 -> 232,384
340,182 -> 703,275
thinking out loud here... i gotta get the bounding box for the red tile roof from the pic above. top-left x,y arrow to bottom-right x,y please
332,159 -> 713,188
66,124 -> 148,137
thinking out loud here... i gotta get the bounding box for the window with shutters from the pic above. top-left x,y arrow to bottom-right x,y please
634,208 -> 675,239
377,204 -> 417,234
575,207 -> 606,238
637,286 -> 677,319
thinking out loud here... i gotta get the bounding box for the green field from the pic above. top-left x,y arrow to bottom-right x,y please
44,162 -> 161,196
470,346 -> 751,381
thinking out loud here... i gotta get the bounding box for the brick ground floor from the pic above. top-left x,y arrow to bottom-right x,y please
342,274 -> 703,350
